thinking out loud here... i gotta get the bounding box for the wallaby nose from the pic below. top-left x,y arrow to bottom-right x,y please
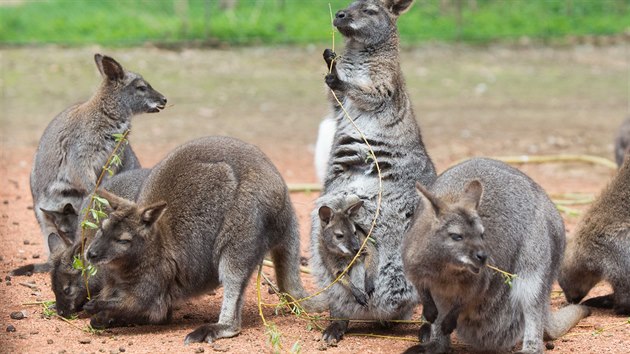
86,249 -> 98,261
475,251 -> 487,264
161,96 -> 167,105
336,10 -> 347,19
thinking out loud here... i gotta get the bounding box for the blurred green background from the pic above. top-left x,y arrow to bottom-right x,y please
1,0 -> 629,46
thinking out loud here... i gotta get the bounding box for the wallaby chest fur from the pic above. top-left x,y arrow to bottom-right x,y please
559,154 -> 630,315
30,54 -> 166,257
48,168 -> 151,318
403,158 -> 589,353
84,136 -> 316,343
311,0 -> 436,344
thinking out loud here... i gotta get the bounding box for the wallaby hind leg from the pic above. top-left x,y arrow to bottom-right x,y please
184,255 -> 255,344
582,294 -> 615,309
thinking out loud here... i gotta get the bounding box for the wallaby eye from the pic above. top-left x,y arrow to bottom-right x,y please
116,239 -> 131,245
63,286 -> 72,295
449,233 -> 463,241
136,85 -> 147,92
363,8 -> 377,15
334,232 -> 344,240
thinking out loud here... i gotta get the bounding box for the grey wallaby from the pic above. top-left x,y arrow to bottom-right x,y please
402,158 -> 590,354
311,0 -> 436,344
318,194 -> 377,307
82,136 -> 321,343
48,168 -> 151,318
559,153 -> 630,315
614,117 -> 630,167
29,53 -> 166,264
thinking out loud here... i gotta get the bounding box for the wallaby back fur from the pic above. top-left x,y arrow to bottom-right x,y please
30,53 -> 166,259
402,158 -> 589,353
559,153 -> 630,315
47,168 -> 151,318
311,0 -> 436,344
83,136 -> 319,343
614,117 -> 630,167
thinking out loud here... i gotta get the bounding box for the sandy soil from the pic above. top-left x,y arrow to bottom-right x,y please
0,45 -> 629,353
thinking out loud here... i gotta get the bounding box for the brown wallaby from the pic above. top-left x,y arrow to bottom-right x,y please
82,136 -> 321,343
46,168 -> 151,318
318,194 -> 377,307
614,117 -> 630,167
311,0 -> 437,345
559,154 -> 630,315
402,158 -> 590,354
29,53 -> 166,265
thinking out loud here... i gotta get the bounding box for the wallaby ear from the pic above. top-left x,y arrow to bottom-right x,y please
415,181 -> 443,216
94,54 -> 125,82
62,203 -> 77,216
48,232 -> 71,255
382,0 -> 414,16
318,206 -> 333,225
346,200 -> 364,216
461,180 -> 483,211
140,201 -> 167,227
40,207 -> 59,218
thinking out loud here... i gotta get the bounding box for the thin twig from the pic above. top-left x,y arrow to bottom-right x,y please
345,333 -> 420,342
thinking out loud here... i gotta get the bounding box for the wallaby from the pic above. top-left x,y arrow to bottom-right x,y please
311,0 -> 437,344
82,136 -> 321,343
614,117 -> 630,167
29,53 -> 166,263
318,194 -> 377,306
559,153 -> 630,315
46,168 -> 151,318
402,158 -> 590,354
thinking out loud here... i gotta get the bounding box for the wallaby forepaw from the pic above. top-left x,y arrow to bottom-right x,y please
83,299 -> 98,314
418,323 -> 432,343
322,321 -> 347,345
365,276 -> 375,297
89,313 -> 115,329
325,73 -> 344,91
184,323 -> 240,344
323,48 -> 337,68
352,291 -> 369,307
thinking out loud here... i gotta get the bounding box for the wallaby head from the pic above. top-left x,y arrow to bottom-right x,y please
85,189 -> 167,267
48,232 -> 86,318
409,180 -> 487,275
319,195 -> 365,257
94,54 -> 167,116
333,0 -> 413,46
40,203 -> 78,241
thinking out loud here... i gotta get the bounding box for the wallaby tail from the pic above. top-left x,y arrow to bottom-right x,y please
269,205 -> 327,313
11,261 -> 51,276
544,304 -> 591,340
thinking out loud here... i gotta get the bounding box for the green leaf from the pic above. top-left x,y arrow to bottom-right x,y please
87,265 -> 98,277
81,220 -> 98,229
111,154 -> 122,167
106,167 -> 114,176
112,133 -> 125,142
72,255 -> 84,270
290,341 -> 301,354
93,196 -> 110,207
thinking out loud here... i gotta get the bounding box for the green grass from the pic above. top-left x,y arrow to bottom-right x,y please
0,0 -> 629,46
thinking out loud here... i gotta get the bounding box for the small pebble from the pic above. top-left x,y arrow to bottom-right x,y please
194,347 -> 204,353
102,340 -> 107,344
127,341 -> 133,346
10,311 -> 26,320
23,240 -> 30,245
55,327 -> 61,333
0,255 -> 3,261
6,325 -> 16,332
109,350 -> 119,354
59,351 -> 67,354
99,349 -> 105,353
3,200 -> 8,204
5,275 -> 11,282
30,330 -> 39,335
79,338 -> 92,344
48,339 -> 54,344
119,347 -> 125,353
212,344 -> 229,352
18,334 -> 27,339
6,281 -> 12,286
546,341 -> 555,350
32,254 -> 40,259
27,206 -> 33,210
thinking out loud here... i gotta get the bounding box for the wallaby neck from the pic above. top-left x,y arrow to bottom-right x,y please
89,86 -> 133,123
344,32 -> 400,59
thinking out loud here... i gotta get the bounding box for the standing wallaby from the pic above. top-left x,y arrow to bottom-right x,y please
402,158 -> 590,354
29,53 -> 166,262
614,117 -> 630,167
311,0 -> 436,344
82,136 -> 321,343
318,194 -> 377,306
47,168 -> 151,318
559,154 -> 630,315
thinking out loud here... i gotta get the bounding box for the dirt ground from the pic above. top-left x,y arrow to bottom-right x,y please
0,45 -> 629,353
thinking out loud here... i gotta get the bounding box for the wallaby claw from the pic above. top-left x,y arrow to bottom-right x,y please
364,276 -> 375,297
322,320 -> 348,345
418,322 -> 432,343
323,48 -> 337,68
325,73 -> 344,91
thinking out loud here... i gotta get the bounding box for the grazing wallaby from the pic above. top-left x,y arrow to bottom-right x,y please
402,158 -> 590,354
29,53 -> 166,261
318,194 -> 377,306
614,117 -> 630,167
82,136 -> 320,343
311,0 -> 436,344
559,154 -> 630,315
47,168 -> 151,318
